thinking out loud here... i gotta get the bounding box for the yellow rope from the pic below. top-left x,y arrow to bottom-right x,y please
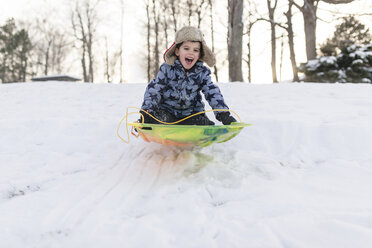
116,106 -> 242,144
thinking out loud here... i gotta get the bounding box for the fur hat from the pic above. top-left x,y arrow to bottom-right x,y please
163,26 -> 216,67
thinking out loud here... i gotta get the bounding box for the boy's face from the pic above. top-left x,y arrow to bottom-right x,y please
175,41 -> 201,70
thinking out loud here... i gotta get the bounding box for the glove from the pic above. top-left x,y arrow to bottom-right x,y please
138,110 -> 152,123
216,112 -> 237,125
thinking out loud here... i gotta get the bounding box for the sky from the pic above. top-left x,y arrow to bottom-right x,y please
0,0 -> 371,83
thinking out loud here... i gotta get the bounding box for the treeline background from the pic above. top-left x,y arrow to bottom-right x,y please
0,0 -> 371,84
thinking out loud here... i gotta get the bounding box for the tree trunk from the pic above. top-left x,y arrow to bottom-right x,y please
228,0 -> 243,82
152,0 -> 160,75
86,10 -> 94,83
21,58 -> 27,82
303,0 -> 318,60
267,0 -> 278,83
146,0 -> 151,81
291,0 -> 355,61
44,40 -> 52,75
1,56 -> 6,83
119,0 -> 124,83
104,37 -> 110,82
245,1 -> 259,83
247,36 -> 251,83
196,0 -> 206,28
71,0 -> 98,83
208,0 -> 218,82
160,0 -> 169,49
279,34 -> 284,81
81,44 -> 88,82
245,20 -> 255,83
187,0 -> 193,26
286,1 -> 299,81
170,0 -> 178,34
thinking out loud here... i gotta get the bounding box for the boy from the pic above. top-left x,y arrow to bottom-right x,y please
140,26 -> 236,125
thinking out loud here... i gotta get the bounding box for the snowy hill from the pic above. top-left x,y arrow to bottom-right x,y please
1,81 -> 372,247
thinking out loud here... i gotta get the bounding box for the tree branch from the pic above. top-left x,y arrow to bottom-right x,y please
288,0 -> 303,11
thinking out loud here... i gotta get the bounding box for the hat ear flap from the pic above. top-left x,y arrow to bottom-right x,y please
200,40 -> 216,67
163,42 -> 176,65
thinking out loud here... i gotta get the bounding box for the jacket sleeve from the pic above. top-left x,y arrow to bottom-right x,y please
200,67 -> 229,116
141,64 -> 167,112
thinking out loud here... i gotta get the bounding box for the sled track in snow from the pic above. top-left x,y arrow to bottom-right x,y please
45,144 -> 204,233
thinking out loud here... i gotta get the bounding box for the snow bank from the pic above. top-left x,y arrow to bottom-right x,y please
1,81 -> 372,247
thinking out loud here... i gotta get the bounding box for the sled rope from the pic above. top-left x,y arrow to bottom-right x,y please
117,106 -> 242,144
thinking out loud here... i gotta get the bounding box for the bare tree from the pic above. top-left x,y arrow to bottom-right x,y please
104,36 -> 120,83
119,0 -> 124,82
145,0 -> 152,81
104,37 -> 110,82
71,8 -> 88,82
160,0 -> 170,49
243,0 -> 259,83
279,33 -> 284,81
284,0 -> 299,81
152,0 -> 160,75
195,0 -> 208,28
183,3 -> 211,34
182,0 -> 209,30
208,0 -> 219,81
144,0 -> 166,79
228,0 -> 244,82
32,18 -> 70,76
267,0 -> 278,83
169,0 -> 179,34
144,0 -> 213,81
71,0 -> 99,82
52,35 -> 70,74
260,0 -> 299,82
290,0 -> 355,60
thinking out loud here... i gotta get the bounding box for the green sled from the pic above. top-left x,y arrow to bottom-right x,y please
128,122 -> 250,147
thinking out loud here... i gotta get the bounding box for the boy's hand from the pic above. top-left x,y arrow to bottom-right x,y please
138,110 -> 152,123
216,112 -> 237,125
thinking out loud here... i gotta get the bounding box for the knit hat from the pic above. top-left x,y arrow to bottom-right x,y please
164,26 -> 216,67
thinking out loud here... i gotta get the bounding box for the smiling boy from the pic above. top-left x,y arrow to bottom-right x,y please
140,26 -> 237,125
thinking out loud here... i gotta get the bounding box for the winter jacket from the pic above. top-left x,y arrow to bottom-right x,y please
141,59 -> 229,118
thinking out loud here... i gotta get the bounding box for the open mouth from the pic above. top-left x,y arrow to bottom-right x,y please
185,58 -> 194,65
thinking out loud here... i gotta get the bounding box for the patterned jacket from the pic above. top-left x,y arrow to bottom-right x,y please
141,59 -> 229,118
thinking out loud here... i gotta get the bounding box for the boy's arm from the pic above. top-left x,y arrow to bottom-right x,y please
201,68 -> 229,112
201,68 -> 237,125
141,64 -> 167,112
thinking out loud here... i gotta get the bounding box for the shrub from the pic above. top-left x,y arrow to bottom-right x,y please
299,44 -> 372,83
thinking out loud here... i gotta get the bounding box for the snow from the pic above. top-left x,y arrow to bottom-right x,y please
352,59 -> 364,66
1,81 -> 372,247
304,59 -> 320,71
319,56 -> 337,66
362,78 -> 372,84
349,44 -> 372,60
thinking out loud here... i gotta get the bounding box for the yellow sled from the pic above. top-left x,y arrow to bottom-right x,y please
128,122 -> 250,147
